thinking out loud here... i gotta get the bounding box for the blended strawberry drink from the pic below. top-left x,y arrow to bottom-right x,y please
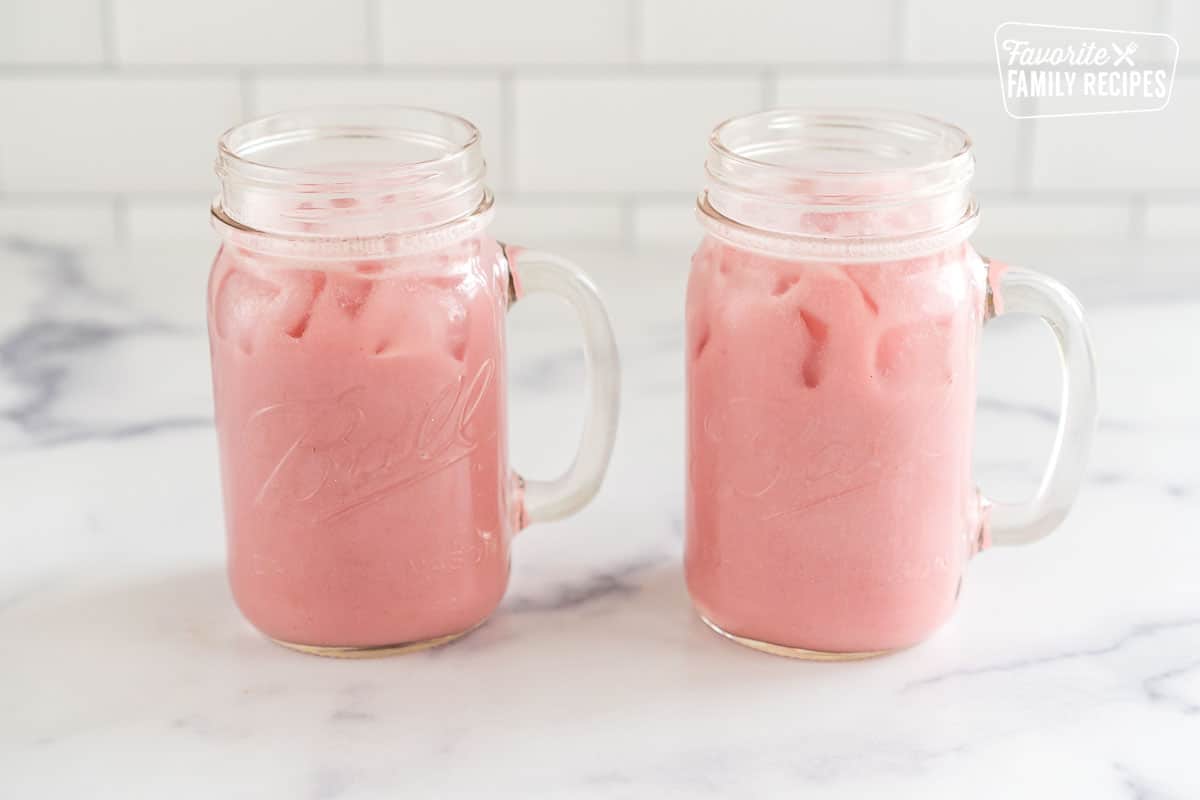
210,240 -> 511,652
685,110 -> 1097,658
208,108 -> 619,656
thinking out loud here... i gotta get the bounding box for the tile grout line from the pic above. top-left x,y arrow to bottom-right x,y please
1129,195 -> 1148,241
112,195 -> 130,248
1015,114 -> 1036,198
627,0 -> 643,63
239,69 -> 255,120
499,70 -> 517,197
365,0 -> 383,68
0,63 -> 1058,78
9,60 -> 1200,79
760,70 -> 777,109
890,0 -> 909,65
1158,0 -> 1174,33
99,0 -> 118,69
621,197 -> 637,251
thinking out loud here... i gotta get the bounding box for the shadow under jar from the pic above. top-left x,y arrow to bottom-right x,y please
208,107 -> 619,657
685,109 -> 1098,659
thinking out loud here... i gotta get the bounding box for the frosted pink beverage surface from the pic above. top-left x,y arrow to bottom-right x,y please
208,238 -> 514,648
685,237 -> 987,653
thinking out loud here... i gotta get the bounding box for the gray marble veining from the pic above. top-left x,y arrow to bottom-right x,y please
1,239 -> 1197,798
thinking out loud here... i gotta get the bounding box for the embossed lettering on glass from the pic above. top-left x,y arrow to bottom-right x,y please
207,108 -> 619,656
685,109 -> 1098,659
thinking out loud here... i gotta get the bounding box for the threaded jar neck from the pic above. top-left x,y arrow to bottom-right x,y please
213,106 -> 491,257
700,109 -> 979,261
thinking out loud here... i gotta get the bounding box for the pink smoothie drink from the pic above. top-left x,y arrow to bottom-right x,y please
688,110 -> 1096,657
208,107 -> 622,656
208,237 -> 515,649
685,237 -> 988,654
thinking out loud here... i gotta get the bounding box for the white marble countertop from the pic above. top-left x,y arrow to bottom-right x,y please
1,237 -> 1198,798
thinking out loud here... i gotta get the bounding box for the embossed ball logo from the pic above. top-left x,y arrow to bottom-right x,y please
247,359 -> 496,520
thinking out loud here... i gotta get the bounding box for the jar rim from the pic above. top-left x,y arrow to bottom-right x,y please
708,108 -> 973,183
214,106 -> 489,243
702,108 -> 978,257
216,106 -> 482,185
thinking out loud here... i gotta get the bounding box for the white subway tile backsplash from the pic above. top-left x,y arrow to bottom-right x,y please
0,200 -> 117,248
249,76 -> 506,187
1032,79 -> 1200,191
126,197 -> 214,244
775,76 -> 1028,192
904,0 -> 1158,64
1168,0 -> 1199,63
1145,204 -> 1200,238
0,0 -> 106,64
968,238 -> 1149,296
249,76 -> 501,122
492,200 -> 624,247
513,77 -> 760,193
0,78 -> 241,193
112,0 -> 367,64
379,0 -> 629,64
0,0 -> 1189,294
976,200 -> 1132,237
633,199 -> 700,248
640,0 -> 892,63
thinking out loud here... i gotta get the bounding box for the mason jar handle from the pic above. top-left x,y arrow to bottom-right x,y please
981,260 -> 1098,547
502,245 -> 620,526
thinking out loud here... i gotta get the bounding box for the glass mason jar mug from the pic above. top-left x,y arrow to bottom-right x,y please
207,108 -> 619,656
685,109 -> 1098,658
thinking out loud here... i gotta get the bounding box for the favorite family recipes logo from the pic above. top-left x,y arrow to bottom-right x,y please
995,23 -> 1179,118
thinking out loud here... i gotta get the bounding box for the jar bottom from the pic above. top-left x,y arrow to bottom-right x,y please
699,615 -> 902,661
269,620 -> 486,659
